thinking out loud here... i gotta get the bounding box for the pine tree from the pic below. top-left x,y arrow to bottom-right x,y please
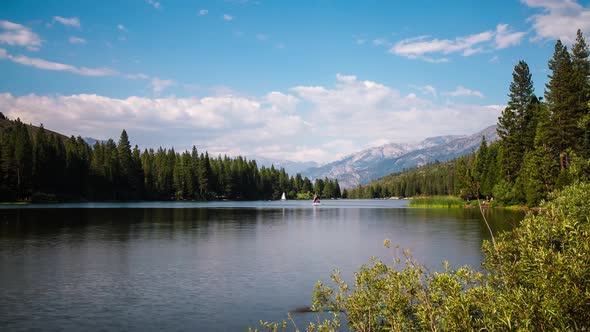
117,130 -> 133,198
131,145 -> 144,199
32,124 -> 49,193
13,120 -> 33,199
497,60 -> 536,182
472,136 -> 490,198
545,40 -> 577,169
522,145 -> 559,206
198,152 -> 211,199
571,29 -> 590,157
0,125 -> 17,200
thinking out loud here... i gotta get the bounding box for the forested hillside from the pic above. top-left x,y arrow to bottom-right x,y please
348,30 -> 590,206
0,116 -> 341,202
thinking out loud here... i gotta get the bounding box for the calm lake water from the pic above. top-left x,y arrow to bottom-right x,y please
0,200 -> 524,331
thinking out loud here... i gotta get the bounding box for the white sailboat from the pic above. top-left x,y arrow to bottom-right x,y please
281,192 -> 286,201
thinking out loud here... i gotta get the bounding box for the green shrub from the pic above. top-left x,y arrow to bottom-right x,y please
407,196 -> 465,208
297,192 -> 313,200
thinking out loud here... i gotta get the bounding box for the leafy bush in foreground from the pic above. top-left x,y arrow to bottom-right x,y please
252,182 -> 590,331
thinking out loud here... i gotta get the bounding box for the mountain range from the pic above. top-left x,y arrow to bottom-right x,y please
300,125 -> 499,188
251,156 -> 319,175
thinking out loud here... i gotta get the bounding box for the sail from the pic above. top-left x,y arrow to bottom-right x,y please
281,192 -> 286,200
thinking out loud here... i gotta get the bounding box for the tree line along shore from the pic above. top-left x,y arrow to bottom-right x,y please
0,116 -> 342,203
348,30 -> 590,208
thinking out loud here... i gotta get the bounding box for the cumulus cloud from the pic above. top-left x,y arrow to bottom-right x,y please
68,36 -> 86,44
0,48 -> 117,76
223,14 -> 233,21
443,86 -> 484,98
0,20 -> 43,51
117,24 -> 127,32
53,16 -> 80,28
390,24 -> 526,62
0,75 -> 501,163
265,91 -> 299,113
289,75 -> 497,153
521,0 -> 590,43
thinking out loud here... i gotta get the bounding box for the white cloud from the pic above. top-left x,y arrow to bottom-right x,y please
521,0 -> 590,43
53,16 -> 80,28
0,20 -> 43,51
68,36 -> 86,44
289,75 -> 497,153
0,75 -> 501,163
0,48 -> 117,76
146,0 -> 161,9
410,84 -> 437,97
355,39 -> 366,45
489,55 -> 500,63
443,86 -> 484,98
256,33 -> 268,41
151,77 -> 174,95
199,9 -> 208,16
265,91 -> 299,113
391,31 -> 493,60
117,24 -> 127,32
495,24 -> 526,48
390,24 -> 526,62
223,14 -> 233,21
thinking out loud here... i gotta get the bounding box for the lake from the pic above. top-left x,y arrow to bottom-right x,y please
0,200 -> 524,331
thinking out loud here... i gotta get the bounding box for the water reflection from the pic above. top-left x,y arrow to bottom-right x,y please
0,201 -> 523,331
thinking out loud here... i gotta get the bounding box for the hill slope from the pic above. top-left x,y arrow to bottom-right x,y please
0,113 -> 68,140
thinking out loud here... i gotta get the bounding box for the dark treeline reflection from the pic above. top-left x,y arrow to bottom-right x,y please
0,203 -> 523,332
0,208 -> 270,241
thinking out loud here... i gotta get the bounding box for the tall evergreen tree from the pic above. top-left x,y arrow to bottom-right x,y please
32,124 -> 50,193
545,40 -> 577,169
117,130 -> 133,198
473,136 -> 489,198
497,60 -> 536,182
198,152 -> 212,199
571,29 -> 590,157
13,120 -> 33,199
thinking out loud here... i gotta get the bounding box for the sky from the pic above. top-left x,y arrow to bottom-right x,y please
1,0 -> 589,164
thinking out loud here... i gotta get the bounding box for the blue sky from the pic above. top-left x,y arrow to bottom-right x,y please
1,0 -> 589,163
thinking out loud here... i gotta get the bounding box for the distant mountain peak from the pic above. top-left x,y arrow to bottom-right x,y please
301,125 -> 498,188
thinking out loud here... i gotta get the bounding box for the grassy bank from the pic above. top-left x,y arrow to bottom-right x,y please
408,196 -> 465,208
